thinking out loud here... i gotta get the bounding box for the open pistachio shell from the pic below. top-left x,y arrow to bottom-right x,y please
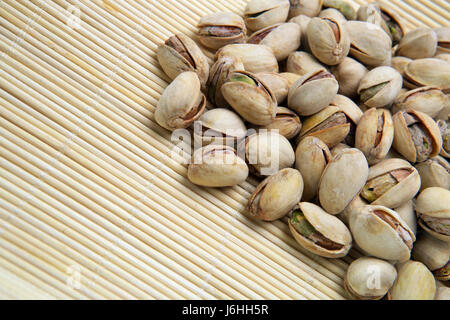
155,72 -> 206,131
256,72 -> 290,104
289,202 -> 352,258
188,145 -> 249,187
319,148 -> 369,214
349,205 -> 415,262
437,119 -> 449,158
248,168 -> 303,221
288,0 -> 323,18
286,51 -> 326,76
403,58 -> 450,89
415,156 -> 450,191
288,69 -> 338,116
319,8 -> 347,25
295,136 -> 332,201
435,27 -> 450,55
323,0 -> 356,20
412,232 -> 449,281
157,34 -> 210,88
387,261 -> 436,300
393,87 -> 446,118
248,23 -> 301,61
378,3 -> 405,46
221,71 -> 277,125
330,94 -> 363,146
330,57 -> 368,98
356,108 -> 394,165
345,257 -> 397,300
244,0 -> 290,31
197,12 -> 247,50
394,200 -> 417,236
392,110 -> 443,163
416,187 -> 450,243
261,107 -> 302,139
396,28 -> 438,59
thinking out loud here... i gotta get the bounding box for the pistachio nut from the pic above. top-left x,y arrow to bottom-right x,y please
216,44 -> 279,74
288,0 -> 323,18
345,21 -> 392,67
318,8 -> 347,25
437,119 -> 449,158
387,261 -> 436,300
207,56 -> 244,108
393,87 -> 446,118
256,72 -> 290,104
323,0 -> 356,20
358,66 -> 402,108
435,27 -> 450,55
187,145 -> 249,187
248,168 -> 304,221
349,205 -> 415,262
307,17 -> 350,65
288,69 -> 338,116
248,23 -> 301,61
435,53 -> 450,63
391,56 -> 412,78
244,0 -> 290,32
319,148 -> 369,214
392,109 -> 443,163
412,232 -> 449,281
157,34 -> 209,88
286,51 -> 326,76
289,202 -> 352,258
279,72 -> 302,87
197,12 -> 247,50
295,136 -> 332,201
355,108 -> 394,165
436,102 -> 450,121
396,28 -> 438,59
394,200 -> 417,236
261,107 -> 302,139
239,131 -> 295,176
155,72 -> 206,131
330,57 -> 368,98
360,158 -> 420,208
435,282 -> 450,300
378,3 -> 405,46
416,187 -> 450,243
345,257 -> 397,300
415,156 -> 450,191
193,108 -> 247,146
403,58 -> 450,89
356,4 -> 386,36
221,71 -> 277,125
288,14 -> 311,50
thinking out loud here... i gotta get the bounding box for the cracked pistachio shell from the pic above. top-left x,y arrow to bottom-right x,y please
207,56 -> 244,108
393,87 -> 446,118
330,57 -> 368,98
244,0 -> 290,31
248,168 -> 303,221
345,257 -> 397,300
394,200 -> 417,236
435,27 -> 450,55
261,107 -> 302,139
415,156 -> 450,191
396,28 -> 437,59
323,0 -> 356,20
194,108 -> 247,146
279,72 -> 302,87
319,8 -> 347,25
248,23 -> 301,61
416,187 -> 450,243
157,34 -> 209,88
358,66 -> 402,108
355,108 -> 394,165
155,72 -> 206,131
403,58 -> 450,89
289,202 -> 352,258
216,44 -> 279,73
289,0 -> 323,18
437,119 -> 449,158
221,71 -> 277,126
289,14 -> 311,50
307,17 -> 350,65
378,3 -> 406,46
286,51 -> 326,76
391,56 -> 412,78
256,72 -> 290,104
197,12 -> 247,50
188,145 -> 248,187
412,232 -> 449,281
393,110 -> 443,163
319,148 -> 369,214
295,137 -> 332,201
350,205 -> 415,262
239,131 -> 295,176
345,21 -> 392,67
388,261 -> 436,300
288,70 -> 338,116
361,158 -> 420,209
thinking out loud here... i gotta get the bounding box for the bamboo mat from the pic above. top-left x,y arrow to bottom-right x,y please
0,0 -> 448,300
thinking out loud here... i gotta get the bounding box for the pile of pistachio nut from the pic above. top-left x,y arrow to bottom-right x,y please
154,0 -> 450,300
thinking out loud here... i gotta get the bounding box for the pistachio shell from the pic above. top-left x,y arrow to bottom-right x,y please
393,87 -> 446,118
378,4 -> 405,46
289,202 -> 352,258
394,200 -> 417,236
330,143 -> 351,158
261,107 -> 302,139
244,0 -> 290,31
338,195 -> 367,226
318,8 -> 347,25
358,66 -> 402,108
289,14 -> 311,50
256,72 -> 290,103
286,51 -> 326,76
415,156 -> 450,191
248,168 -> 303,221
279,72 -> 302,87
435,27 -> 450,55
288,0 -> 323,18
345,257 -> 397,300
412,232 -> 449,280
388,261 -> 436,300
396,28 -> 437,59
319,148 -> 369,214
391,56 -> 412,78
437,119 -> 449,158
435,53 -> 450,63
435,283 -> 450,300
323,0 -> 356,20
330,57 -> 368,98
216,44 -> 279,73
188,145 -> 249,187
403,58 -> 450,89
